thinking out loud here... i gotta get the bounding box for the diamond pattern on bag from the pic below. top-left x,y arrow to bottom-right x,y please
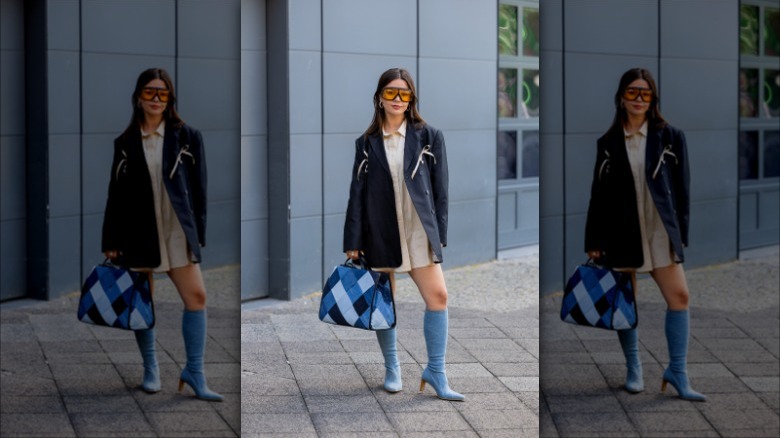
561,263 -> 636,331
319,263 -> 395,331
78,264 -> 154,330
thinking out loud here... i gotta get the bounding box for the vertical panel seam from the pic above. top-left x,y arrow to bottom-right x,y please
561,0 -> 567,287
320,0 -> 325,291
79,0 -> 83,287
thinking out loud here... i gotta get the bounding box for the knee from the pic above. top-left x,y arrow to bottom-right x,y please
186,289 -> 207,311
428,288 -> 448,309
668,288 -> 689,309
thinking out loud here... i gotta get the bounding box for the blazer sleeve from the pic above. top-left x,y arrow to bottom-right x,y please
671,128 -> 690,247
343,138 -> 366,252
101,139 -> 125,252
584,139 -> 608,253
189,128 -> 208,247
429,127 -> 449,247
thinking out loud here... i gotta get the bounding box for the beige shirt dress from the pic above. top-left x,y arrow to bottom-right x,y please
375,120 -> 435,274
622,121 -> 676,273
136,121 -> 192,272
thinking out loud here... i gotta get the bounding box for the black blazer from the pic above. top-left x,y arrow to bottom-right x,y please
343,123 -> 448,268
102,123 -> 207,268
585,123 -> 690,268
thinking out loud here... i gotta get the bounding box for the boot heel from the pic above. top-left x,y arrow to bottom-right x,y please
419,379 -> 426,392
661,379 -> 668,392
178,379 -> 185,392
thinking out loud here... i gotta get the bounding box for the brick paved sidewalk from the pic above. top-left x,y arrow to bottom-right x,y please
540,248 -> 780,437
241,256 -> 540,437
0,266 -> 241,437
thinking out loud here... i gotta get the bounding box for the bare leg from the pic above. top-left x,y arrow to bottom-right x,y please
408,264 -> 447,311
167,263 -> 207,311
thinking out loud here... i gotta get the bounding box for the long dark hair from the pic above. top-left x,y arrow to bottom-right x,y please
607,67 -> 667,136
363,68 -> 425,139
122,68 -> 184,137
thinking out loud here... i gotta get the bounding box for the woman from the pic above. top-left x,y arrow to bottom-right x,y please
102,68 -> 222,401
585,68 -> 705,401
343,68 -> 463,401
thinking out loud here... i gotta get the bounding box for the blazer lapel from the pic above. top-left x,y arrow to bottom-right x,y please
403,125 -> 422,178
644,126 -> 662,179
367,132 -> 392,177
162,123 -> 180,180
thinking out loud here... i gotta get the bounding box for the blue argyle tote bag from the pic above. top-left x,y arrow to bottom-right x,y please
560,260 -> 637,330
319,259 -> 395,330
77,261 -> 155,330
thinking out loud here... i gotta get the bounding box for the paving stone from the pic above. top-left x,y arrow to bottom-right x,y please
614,391 -> 699,412
757,392 -> 780,412
0,413 -> 77,437
628,411 -> 716,434
727,361 -> 780,377
239,395 -> 307,413
459,408 -> 538,431
62,394 -> 141,414
372,389 -> 458,413
304,394 -> 384,413
446,376 -> 512,394
742,376 -> 780,393
0,375 -> 60,396
699,408 -> 780,432
451,392 -> 527,411
311,412 -> 395,433
0,395 -> 66,414
241,413 -> 316,434
551,411 -> 636,436
499,376 -> 539,392
483,361 -> 538,377
69,412 -> 153,436
147,411 -> 233,434
240,374 -> 300,396
545,395 -> 623,414
386,411 -> 471,432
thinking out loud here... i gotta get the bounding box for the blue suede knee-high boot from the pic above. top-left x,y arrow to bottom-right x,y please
617,328 -> 644,393
662,309 -> 706,401
376,328 -> 402,392
420,309 -> 464,401
179,309 -> 223,401
134,328 -> 161,393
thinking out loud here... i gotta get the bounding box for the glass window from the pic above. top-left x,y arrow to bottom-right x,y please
521,130 -> 539,178
765,8 -> 780,57
741,5 -> 759,55
499,68 -> 518,118
521,69 -> 540,118
764,69 -> 780,118
739,131 -> 759,180
740,68 -> 759,117
764,130 -> 780,178
522,8 -> 539,57
498,4 -> 518,56
498,131 -> 517,180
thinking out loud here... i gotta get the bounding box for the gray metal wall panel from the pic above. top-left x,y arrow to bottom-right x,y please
563,133 -> 600,215
564,0 -> 658,56
202,199 -> 240,268
81,0 -> 175,56
48,216 -> 81,299
289,0 -> 320,51
540,0 -> 562,52
322,133 -> 357,216
290,217 -> 323,297
0,220 -> 26,295
660,59 -> 738,131
81,213 -> 104,278
80,53 -> 176,134
177,58 -> 240,131
0,137 -> 25,220
540,216 -> 564,293
446,130 -> 496,202
445,199 -> 496,266
540,134 -> 563,217
540,51 -> 562,135
323,214 -> 346,280
419,0 -> 495,61
0,51 -> 25,136
322,53 -> 416,133
290,134 -> 322,217
564,53 -> 657,134
81,134 -> 114,215
289,50 -> 322,134
240,0 -> 266,51
323,0 -> 416,56
48,135 -> 81,218
203,130 -> 241,202
241,50 -> 267,136
686,130 -> 738,201
241,218 -> 269,297
660,0 -> 738,61
241,135 -> 268,221
47,51 -> 80,134
47,0 -> 79,51
0,0 -> 24,49
418,58 -> 496,131
564,213 -> 587,280
178,0 -> 240,59
687,199 -> 738,266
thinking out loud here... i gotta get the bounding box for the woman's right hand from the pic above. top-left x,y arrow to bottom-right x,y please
587,250 -> 602,260
346,250 -> 360,260
104,250 -> 120,261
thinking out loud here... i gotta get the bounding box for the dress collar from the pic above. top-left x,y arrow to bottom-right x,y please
141,120 -> 166,138
624,120 -> 648,138
382,119 -> 407,138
